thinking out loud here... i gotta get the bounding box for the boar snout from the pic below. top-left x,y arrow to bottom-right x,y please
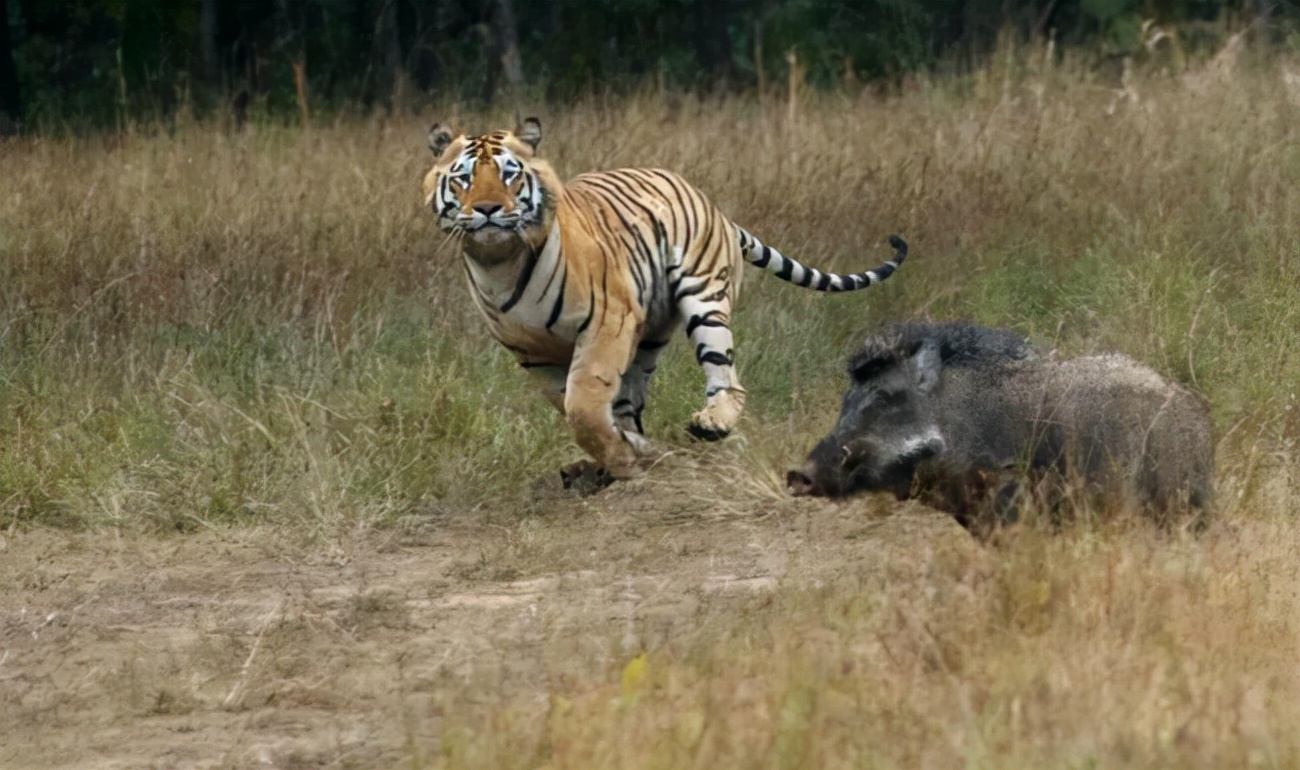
790,432 -> 946,500
788,436 -> 850,497
787,467 -> 822,497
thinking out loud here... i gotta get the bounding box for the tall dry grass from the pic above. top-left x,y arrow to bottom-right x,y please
2,40 -> 1300,768
4,49 -> 1297,530
438,518 -> 1300,770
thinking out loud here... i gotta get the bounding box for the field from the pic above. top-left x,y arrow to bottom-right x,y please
3,41 -> 1300,768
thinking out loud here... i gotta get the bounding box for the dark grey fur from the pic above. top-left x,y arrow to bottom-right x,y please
790,321 -> 1214,533
848,321 -> 1038,375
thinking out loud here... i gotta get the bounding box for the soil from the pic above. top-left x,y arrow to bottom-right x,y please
0,478 -> 980,769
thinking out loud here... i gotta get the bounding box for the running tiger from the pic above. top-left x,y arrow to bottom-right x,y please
422,117 -> 908,486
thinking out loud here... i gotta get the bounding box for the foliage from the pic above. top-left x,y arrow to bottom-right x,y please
1,0 -> 1290,131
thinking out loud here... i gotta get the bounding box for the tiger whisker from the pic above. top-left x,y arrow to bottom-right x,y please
420,116 -> 906,484
432,228 -> 463,261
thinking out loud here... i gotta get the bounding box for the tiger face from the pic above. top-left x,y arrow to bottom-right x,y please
423,118 -> 549,261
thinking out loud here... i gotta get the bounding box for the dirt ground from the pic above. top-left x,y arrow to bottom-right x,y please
0,476 -> 983,770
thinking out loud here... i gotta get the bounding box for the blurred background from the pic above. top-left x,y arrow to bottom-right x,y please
0,0 -> 1294,133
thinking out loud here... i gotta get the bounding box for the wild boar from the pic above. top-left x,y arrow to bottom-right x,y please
788,322 -> 1214,532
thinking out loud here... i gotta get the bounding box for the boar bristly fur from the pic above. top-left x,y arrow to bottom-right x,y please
790,322 -> 1214,534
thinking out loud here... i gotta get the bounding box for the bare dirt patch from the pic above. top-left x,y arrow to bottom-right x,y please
0,485 -> 978,769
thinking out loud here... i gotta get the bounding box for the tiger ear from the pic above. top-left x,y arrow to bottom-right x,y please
427,123 -> 455,158
517,117 -> 542,151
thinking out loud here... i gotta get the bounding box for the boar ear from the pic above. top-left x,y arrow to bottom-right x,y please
850,355 -> 886,383
912,339 -> 943,394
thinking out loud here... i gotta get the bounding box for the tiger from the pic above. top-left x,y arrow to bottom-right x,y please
422,117 -> 908,486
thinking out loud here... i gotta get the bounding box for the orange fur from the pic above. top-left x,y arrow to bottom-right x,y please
422,119 -> 906,483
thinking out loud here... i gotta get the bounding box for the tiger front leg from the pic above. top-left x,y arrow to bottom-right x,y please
564,321 -> 656,480
520,363 -> 606,490
680,292 -> 746,440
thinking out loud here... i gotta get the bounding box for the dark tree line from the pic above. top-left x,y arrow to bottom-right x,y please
0,0 -> 1290,133
0,0 -> 19,133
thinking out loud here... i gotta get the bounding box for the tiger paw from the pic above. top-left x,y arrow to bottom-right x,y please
621,430 -> 666,462
559,460 -> 616,495
686,416 -> 731,441
687,391 -> 744,441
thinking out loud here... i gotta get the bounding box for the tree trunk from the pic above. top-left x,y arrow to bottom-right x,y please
377,0 -> 403,110
692,0 -> 731,86
483,0 -> 523,102
1255,0 -> 1274,29
1034,0 -> 1061,38
0,0 -> 21,134
200,0 -> 220,89
406,0 -> 441,93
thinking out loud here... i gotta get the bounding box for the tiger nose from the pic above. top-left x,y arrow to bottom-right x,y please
472,202 -> 502,217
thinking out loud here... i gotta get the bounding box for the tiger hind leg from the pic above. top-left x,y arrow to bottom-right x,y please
679,292 -> 746,440
613,338 -> 668,437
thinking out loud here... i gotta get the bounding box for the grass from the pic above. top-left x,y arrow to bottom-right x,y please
528,521 -> 1300,770
3,38 -> 1300,769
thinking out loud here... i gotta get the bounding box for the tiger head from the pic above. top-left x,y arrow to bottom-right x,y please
422,117 -> 556,263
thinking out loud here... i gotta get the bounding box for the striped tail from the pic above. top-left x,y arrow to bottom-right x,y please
738,228 -> 908,292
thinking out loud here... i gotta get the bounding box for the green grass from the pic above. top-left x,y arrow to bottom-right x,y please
3,40 -> 1300,770
3,60 -> 1300,529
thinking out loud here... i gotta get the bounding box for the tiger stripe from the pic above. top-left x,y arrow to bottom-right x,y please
422,118 -> 908,482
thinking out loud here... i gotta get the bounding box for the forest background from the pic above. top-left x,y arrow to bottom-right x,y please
1,0 -> 1297,132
